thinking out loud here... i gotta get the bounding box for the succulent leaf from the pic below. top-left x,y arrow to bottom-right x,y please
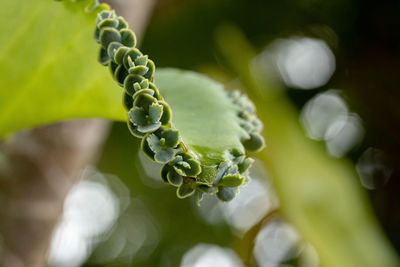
129,65 -> 149,75
120,29 -> 136,47
99,27 -> 121,48
144,60 -> 156,79
124,74 -> 144,95
98,18 -> 118,29
116,16 -> 128,30
127,121 -> 145,138
167,152 -> 200,177
154,147 -> 175,163
159,101 -> 172,125
177,180 -> 196,199
238,157 -> 254,174
114,65 -> 128,86
107,41 -> 122,60
167,170 -> 183,187
149,102 -> 163,123
217,186 -> 238,202
98,47 -> 110,65
141,135 -> 156,160
218,174 -> 245,187
161,165 -> 172,184
140,79 -> 150,89
133,93 -> 157,110
161,128 -> 180,148
123,48 -> 142,69
135,55 -> 148,66
123,92 -> 133,110
242,132 -> 265,152
138,122 -> 162,133
147,134 -> 176,163
94,9 -> 264,204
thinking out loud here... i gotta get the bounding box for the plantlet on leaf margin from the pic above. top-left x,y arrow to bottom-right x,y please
55,0 -> 265,204
93,7 -> 265,204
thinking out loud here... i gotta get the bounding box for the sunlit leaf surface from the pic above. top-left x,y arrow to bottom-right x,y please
0,0 -> 125,136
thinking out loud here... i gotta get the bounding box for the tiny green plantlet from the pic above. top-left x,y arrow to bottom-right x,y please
94,7 -> 265,204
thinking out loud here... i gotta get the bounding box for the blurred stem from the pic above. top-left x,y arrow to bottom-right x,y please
215,24 -> 399,267
0,120 -> 111,267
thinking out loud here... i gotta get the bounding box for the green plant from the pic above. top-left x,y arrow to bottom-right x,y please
0,0 -> 265,203
93,8 -> 264,203
0,1 -> 398,267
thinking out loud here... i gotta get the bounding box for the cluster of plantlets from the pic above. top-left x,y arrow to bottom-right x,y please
93,8 -> 265,203
229,91 -> 265,151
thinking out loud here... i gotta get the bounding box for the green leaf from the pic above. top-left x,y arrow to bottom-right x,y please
128,107 -> 147,126
160,128 -> 180,148
154,148 -> 175,163
114,65 -> 129,86
0,0 -> 125,136
120,28 -> 136,47
98,18 -> 118,29
127,121 -> 145,138
123,93 -> 134,110
116,16 -> 128,31
137,122 -> 161,133
216,24 -> 399,267
98,47 -> 110,65
129,65 -> 149,76
132,89 -> 155,100
177,180 -> 195,199
133,93 -> 157,110
114,46 -> 130,65
141,135 -> 156,160
147,133 -> 162,152
237,157 -> 254,174
216,186 -> 237,202
159,101 -> 172,125
148,102 -> 163,123
167,170 -> 183,187
171,152 -> 201,177
106,41 -> 122,60
217,174 -> 245,187
155,69 -> 249,167
135,55 -> 148,66
123,48 -> 142,69
146,134 -> 176,163
241,132 -> 265,152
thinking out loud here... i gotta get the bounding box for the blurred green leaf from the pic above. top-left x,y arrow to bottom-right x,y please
0,0 -> 125,136
216,24 -> 399,267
